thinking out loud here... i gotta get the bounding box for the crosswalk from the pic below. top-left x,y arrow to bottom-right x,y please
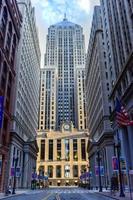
40,188 -> 91,194
26,188 -> 92,195
26,188 -> 111,195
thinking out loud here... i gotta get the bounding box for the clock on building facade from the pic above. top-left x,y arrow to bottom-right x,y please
62,122 -> 71,132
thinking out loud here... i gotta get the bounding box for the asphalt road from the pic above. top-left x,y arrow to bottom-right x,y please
4,188 -> 113,200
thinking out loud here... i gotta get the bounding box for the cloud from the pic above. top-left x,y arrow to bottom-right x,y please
31,0 -> 99,25
77,0 -> 90,14
31,0 -> 100,67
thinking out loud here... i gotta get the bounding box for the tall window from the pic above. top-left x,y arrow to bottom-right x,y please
65,139 -> 70,161
64,165 -> 70,178
56,165 -> 61,178
1,62 -> 7,93
81,165 -> 86,173
11,34 -> 16,66
49,140 -> 53,160
39,165 -> 44,176
73,139 -> 78,161
1,7 -> 8,40
57,139 -> 61,160
81,139 -> 86,161
48,166 -> 53,178
40,140 -> 45,160
73,165 -> 78,177
6,22 -> 12,56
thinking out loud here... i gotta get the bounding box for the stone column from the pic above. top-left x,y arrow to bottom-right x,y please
120,127 -> 131,169
78,139 -> 81,161
105,145 -> 114,186
86,139 -> 88,161
61,139 -> 65,160
54,139 -> 57,161
45,138 -> 48,161
22,152 -> 29,188
53,165 -> 56,179
78,165 -> 81,177
61,164 -> 64,179
61,139 -> 65,179
70,139 -> 73,162
127,126 -> 133,168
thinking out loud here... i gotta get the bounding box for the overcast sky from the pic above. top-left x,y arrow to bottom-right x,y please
31,0 -> 100,67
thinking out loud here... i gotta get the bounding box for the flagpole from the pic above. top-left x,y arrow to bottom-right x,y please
115,139 -> 125,197
127,169 -> 133,200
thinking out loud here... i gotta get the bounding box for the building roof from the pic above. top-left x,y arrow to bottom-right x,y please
51,15 -> 79,28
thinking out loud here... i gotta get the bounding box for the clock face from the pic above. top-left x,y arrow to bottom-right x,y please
64,124 -> 70,130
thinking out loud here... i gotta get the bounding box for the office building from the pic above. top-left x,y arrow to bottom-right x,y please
37,16 -> 88,186
85,6 -> 114,188
0,0 -> 21,191
100,0 -> 133,187
8,0 -> 41,188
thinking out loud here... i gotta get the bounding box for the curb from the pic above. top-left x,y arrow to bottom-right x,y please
95,192 -> 120,200
0,193 -> 26,199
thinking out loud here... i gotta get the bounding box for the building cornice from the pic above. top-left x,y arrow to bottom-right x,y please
109,50 -> 133,99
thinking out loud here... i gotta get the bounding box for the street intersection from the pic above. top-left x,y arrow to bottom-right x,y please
3,188 -> 113,200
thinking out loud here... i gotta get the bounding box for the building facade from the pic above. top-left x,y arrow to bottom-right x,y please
100,0 -> 133,187
85,6 -> 114,188
8,0 -> 41,188
37,128 -> 88,186
0,0 -> 21,192
37,17 -> 88,186
42,16 -> 86,131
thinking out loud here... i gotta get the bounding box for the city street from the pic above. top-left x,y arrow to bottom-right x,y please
4,188 -> 113,200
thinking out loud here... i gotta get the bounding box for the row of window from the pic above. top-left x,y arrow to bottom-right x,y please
39,165 -> 86,178
40,139 -> 86,161
0,6 -> 17,66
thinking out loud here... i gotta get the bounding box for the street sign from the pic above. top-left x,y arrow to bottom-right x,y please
16,167 -> 21,177
95,166 -> 104,176
120,157 -> 126,171
11,168 -> 14,176
100,166 -> 104,176
112,156 -> 118,171
32,172 -> 37,180
129,170 -> 133,175
10,167 -> 21,177
95,166 -> 99,176
89,171 -> 92,177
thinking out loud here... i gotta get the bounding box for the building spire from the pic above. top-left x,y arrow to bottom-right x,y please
63,13 -> 67,21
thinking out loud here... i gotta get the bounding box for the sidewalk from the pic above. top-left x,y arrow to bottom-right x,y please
0,189 -> 29,199
96,190 -> 133,200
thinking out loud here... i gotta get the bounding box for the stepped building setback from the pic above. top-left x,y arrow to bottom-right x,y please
37,16 -> 88,186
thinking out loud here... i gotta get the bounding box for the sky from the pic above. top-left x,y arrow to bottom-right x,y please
31,0 -> 100,67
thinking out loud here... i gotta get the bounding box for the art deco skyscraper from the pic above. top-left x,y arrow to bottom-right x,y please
37,17 -> 88,186
39,15 -> 86,131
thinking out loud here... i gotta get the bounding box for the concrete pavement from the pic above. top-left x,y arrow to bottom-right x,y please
0,187 -> 133,200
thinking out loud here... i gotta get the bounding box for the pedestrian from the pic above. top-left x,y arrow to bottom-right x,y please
111,175 -> 116,196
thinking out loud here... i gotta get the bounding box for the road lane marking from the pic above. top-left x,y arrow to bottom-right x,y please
42,193 -> 54,200
55,193 -> 61,200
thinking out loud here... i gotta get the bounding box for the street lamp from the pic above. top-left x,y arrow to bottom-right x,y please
96,150 -> 102,192
88,166 -> 91,190
115,141 -> 125,197
12,157 -> 18,194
